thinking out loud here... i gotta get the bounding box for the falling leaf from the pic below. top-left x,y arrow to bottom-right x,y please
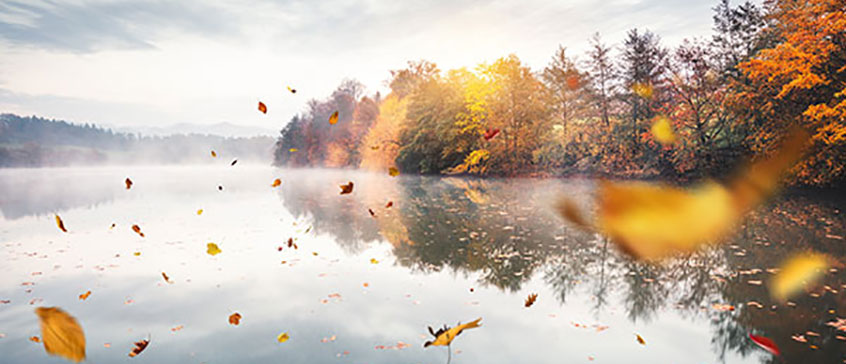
423,318 -> 482,348
131,225 -> 145,238
555,198 -> 591,230
258,101 -> 267,114
368,208 -> 376,217
161,272 -> 172,284
771,252 -> 829,301
289,148 -> 298,152
35,307 -> 86,363
125,178 -> 133,190
749,333 -> 780,356
636,334 -> 646,345
711,303 -> 735,312
632,82 -> 653,99
271,179 -> 282,187
557,128 -> 808,261
385,201 -> 393,208
206,243 -> 222,256
328,111 -> 339,125
128,338 -> 149,358
30,336 -> 41,343
277,332 -> 290,343
196,209 -> 203,215
371,145 -> 379,150
339,181 -> 354,195
110,223 -> 115,229
55,215 -> 67,233
287,86 -> 296,94
218,185 -> 223,191
133,252 -> 141,256
370,258 -> 379,264
388,167 -> 400,177
228,313 -> 242,326
78,291 -> 91,301
483,128 -> 500,141
524,293 -> 538,308
651,116 -> 676,145
230,159 -> 238,166
170,325 -> 183,332
211,150 -> 217,157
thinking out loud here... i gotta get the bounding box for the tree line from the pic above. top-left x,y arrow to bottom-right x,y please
273,0 -> 846,187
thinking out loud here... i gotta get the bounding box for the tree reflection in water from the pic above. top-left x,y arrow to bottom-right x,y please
278,169 -> 846,363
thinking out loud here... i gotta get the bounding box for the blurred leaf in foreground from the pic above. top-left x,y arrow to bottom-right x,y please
35,307 -> 86,363
771,252 -> 829,301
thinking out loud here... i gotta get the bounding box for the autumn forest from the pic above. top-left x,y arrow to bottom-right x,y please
274,0 -> 846,187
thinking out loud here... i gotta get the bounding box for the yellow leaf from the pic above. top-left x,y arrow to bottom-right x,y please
55,215 -> 67,233
651,116 -> 676,145
196,209 -> 203,215
636,334 -> 646,345
289,148 -> 298,152
133,252 -> 141,256
35,307 -> 86,363
370,258 -> 379,264
277,332 -> 290,343
207,243 -> 222,256
388,167 -> 400,177
424,318 -> 482,348
328,111 -> 339,125
632,82 -> 653,99
771,252 -> 829,301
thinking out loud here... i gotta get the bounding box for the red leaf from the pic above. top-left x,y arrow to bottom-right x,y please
749,334 -> 780,356
258,101 -> 267,114
483,128 -> 500,141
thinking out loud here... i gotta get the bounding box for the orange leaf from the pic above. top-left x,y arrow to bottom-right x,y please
228,312 -> 242,325
339,181 -> 354,195
524,293 -> 538,307
35,307 -> 86,362
271,178 -> 282,187
131,224 -> 145,238
125,177 -> 133,190
328,111 -> 339,125
55,215 -> 67,233
128,338 -> 149,358
258,101 -> 267,114
78,291 -> 91,301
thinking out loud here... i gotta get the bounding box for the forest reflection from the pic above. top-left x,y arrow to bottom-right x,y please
279,170 -> 846,364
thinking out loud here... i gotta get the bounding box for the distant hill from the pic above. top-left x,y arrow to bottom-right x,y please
113,122 -> 278,138
0,114 -> 275,167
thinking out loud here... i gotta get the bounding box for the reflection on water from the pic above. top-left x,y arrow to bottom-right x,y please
0,166 -> 844,363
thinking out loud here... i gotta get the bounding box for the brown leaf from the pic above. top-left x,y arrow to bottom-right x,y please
258,101 -> 267,114
125,178 -> 133,190
131,224 -> 145,238
385,201 -> 393,208
128,338 -> 149,358
229,312 -> 242,325
35,307 -> 86,363
161,272 -> 172,284
55,215 -> 67,233
524,293 -> 538,308
339,181 -> 354,195
211,150 -> 217,157
368,208 -> 376,218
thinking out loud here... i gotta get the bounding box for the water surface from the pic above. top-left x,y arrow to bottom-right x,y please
0,166 -> 844,363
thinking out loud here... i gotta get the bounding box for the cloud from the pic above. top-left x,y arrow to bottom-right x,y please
0,0 -> 237,52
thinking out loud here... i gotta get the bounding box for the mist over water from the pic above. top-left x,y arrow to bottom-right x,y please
0,166 -> 844,363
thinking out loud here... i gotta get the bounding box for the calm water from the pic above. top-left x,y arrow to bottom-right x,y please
0,166 -> 844,363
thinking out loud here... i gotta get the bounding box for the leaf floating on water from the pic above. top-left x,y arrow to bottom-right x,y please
328,111 -> 339,125
228,312 -> 242,326
277,332 -> 290,343
271,178 -> 282,187
30,336 -> 41,343
258,101 -> 267,114
483,128 -> 500,141
230,159 -> 238,166
524,293 -> 538,308
388,167 -> 400,177
211,150 -> 217,157
556,128 -> 809,261
128,338 -> 149,358
218,185 -> 223,191
385,201 -> 393,208
339,181 -> 354,195
110,223 -> 116,229
289,148 -> 298,152
131,224 -> 145,238
749,333 -> 780,356
286,86 -> 296,94
125,177 -> 133,190
771,252 -> 829,301
651,116 -> 676,145
161,272 -> 172,284
711,303 -> 735,312
133,252 -> 141,256
423,318 -> 482,348
636,334 -> 646,345
55,215 -> 67,233
370,258 -> 379,264
368,208 -> 376,217
78,291 -> 91,301
35,307 -> 86,363
206,243 -> 222,256
196,209 -> 203,215
170,325 -> 183,332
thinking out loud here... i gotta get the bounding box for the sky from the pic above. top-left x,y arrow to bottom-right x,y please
0,0 -> 728,133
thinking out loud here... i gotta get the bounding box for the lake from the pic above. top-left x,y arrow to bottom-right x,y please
0,166 -> 844,363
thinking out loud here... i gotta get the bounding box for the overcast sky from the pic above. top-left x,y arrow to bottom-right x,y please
0,0 -> 728,131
